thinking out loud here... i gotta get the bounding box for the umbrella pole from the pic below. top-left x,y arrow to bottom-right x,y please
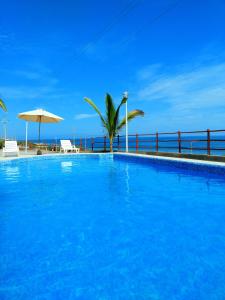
38,120 -> 41,144
25,122 -> 28,153
37,116 -> 42,155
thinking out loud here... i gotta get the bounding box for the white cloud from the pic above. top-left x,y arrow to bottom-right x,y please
0,64 -> 65,101
137,60 -> 225,112
132,55 -> 225,131
75,113 -> 98,120
0,84 -> 81,105
137,64 -> 162,81
0,34 -> 9,39
1,64 -> 59,83
12,70 -> 43,80
77,35 -> 135,62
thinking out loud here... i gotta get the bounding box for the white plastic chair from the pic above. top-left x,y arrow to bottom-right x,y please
3,141 -> 19,157
60,140 -> 80,153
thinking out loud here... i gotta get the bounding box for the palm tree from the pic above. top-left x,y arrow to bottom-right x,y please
84,93 -> 144,152
0,98 -> 7,112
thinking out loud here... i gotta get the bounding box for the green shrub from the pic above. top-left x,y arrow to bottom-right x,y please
0,139 -> 4,149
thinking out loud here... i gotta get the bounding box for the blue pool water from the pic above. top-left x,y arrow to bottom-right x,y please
0,154 -> 225,300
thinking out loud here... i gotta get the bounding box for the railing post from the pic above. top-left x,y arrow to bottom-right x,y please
136,134 -> 139,153
80,138 -> 82,151
104,136 -> 106,152
178,131 -> 181,154
117,135 -> 120,152
156,132 -> 159,152
207,129 -> 211,156
91,137 -> 94,152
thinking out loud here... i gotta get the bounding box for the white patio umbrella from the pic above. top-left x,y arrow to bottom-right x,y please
18,109 -> 63,154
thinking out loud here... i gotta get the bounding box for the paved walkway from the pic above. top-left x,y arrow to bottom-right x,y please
0,150 -> 96,161
0,150 -> 58,160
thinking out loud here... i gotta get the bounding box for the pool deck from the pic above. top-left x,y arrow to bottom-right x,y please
0,150 -> 97,161
116,152 -> 225,168
0,150 -> 225,169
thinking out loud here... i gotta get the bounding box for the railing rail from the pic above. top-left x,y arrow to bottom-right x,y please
69,129 -> 225,156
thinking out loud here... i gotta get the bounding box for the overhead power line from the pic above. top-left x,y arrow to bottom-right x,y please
118,0 -> 183,48
74,0 -> 143,61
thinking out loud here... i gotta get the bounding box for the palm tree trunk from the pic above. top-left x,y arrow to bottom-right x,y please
110,136 -> 113,152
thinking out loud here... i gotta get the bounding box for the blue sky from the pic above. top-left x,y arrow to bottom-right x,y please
0,0 -> 225,140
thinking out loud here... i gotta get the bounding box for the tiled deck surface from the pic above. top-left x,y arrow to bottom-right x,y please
0,150 -> 54,160
116,152 -> 225,168
0,150 -> 96,161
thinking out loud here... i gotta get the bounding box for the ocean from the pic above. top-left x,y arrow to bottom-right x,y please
22,133 -> 225,156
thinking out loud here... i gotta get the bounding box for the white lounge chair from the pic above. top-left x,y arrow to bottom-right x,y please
3,141 -> 19,157
60,140 -> 80,153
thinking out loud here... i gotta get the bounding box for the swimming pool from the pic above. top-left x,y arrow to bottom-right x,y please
0,154 -> 225,299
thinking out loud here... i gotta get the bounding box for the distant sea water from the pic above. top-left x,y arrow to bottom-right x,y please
20,134 -> 225,156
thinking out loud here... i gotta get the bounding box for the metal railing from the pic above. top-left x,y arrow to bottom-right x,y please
73,129 -> 225,156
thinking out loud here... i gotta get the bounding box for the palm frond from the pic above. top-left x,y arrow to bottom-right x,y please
117,109 -> 144,131
113,96 -> 127,133
84,94 -> 144,152
0,98 -> 7,112
84,97 -> 106,127
105,93 -> 116,135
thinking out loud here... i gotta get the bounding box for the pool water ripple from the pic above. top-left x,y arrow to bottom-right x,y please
0,154 -> 225,299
